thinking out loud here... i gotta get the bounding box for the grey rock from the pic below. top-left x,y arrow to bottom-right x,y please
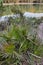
37,23 -> 43,44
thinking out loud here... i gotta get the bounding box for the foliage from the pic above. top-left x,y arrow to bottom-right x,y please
0,8 -> 43,65
0,0 -> 5,16
0,4 -> 43,16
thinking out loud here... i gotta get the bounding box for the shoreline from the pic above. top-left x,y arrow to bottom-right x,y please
0,12 -> 43,22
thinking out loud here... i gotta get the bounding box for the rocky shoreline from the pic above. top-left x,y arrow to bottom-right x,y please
0,12 -> 43,22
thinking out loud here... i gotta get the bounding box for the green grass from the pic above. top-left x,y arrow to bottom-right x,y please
0,5 -> 43,65
1,4 -> 43,16
0,17 -> 43,65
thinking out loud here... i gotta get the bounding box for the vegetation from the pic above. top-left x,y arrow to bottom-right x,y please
0,1 -> 43,65
0,7 -> 43,65
0,3 -> 43,16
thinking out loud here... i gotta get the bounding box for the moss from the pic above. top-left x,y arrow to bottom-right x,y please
4,44 -> 15,54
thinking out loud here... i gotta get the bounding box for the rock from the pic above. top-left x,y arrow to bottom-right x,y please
24,12 -> 43,18
0,12 -> 43,23
37,23 -> 43,44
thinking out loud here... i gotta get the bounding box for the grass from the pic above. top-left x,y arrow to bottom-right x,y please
0,4 -> 43,65
1,4 -> 43,16
0,15 -> 43,65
